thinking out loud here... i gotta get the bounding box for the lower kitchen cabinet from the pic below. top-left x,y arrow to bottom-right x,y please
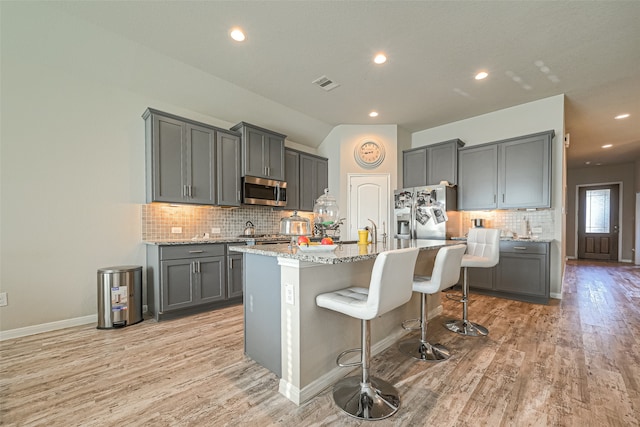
147,243 -> 242,321
226,249 -> 243,299
465,241 -> 550,304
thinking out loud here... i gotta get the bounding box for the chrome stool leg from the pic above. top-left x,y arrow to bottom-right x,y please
445,267 -> 488,337
333,319 -> 400,420
400,293 -> 450,361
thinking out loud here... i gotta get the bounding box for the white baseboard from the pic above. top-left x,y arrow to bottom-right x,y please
0,314 -> 97,341
550,293 -> 562,299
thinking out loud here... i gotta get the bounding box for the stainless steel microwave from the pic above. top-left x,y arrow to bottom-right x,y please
242,176 -> 287,207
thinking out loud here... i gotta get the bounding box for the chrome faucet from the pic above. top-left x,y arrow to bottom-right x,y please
367,218 -> 378,243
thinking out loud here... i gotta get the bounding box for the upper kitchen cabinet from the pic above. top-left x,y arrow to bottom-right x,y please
498,131 -> 553,209
284,149 -> 300,210
216,131 -> 241,207
299,152 -> 328,211
402,139 -> 464,187
284,149 -> 328,212
143,108 -> 241,206
458,144 -> 499,210
458,130 -> 553,210
231,122 -> 286,181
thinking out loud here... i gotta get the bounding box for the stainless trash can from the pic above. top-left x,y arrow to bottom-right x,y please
97,265 -> 143,329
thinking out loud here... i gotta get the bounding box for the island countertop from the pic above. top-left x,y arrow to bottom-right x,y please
229,239 -> 463,264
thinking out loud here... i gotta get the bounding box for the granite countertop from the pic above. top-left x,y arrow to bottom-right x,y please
451,236 -> 553,243
229,239 -> 465,265
143,235 -> 290,245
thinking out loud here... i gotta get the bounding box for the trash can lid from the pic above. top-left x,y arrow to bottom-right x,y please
97,265 -> 142,273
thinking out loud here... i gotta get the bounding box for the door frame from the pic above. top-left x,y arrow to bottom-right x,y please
574,181 -> 623,261
346,173 -> 391,241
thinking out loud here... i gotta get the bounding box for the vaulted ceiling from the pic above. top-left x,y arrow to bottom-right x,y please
50,1 -> 640,168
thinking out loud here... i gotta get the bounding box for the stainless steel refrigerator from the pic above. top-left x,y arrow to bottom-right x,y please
393,185 -> 458,240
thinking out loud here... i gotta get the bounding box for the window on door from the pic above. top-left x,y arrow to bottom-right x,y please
585,189 -> 610,233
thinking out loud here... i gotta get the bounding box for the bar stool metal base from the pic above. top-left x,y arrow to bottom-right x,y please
444,319 -> 489,337
399,339 -> 450,361
332,375 -> 400,420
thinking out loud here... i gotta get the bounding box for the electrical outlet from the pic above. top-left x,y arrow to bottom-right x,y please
0,292 -> 7,307
532,227 -> 543,234
171,227 -> 182,234
285,283 -> 295,305
211,227 -> 221,234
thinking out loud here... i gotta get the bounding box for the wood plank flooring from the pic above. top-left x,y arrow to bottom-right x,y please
1,260 -> 639,426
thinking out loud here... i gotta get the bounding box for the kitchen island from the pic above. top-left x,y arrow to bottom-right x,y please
230,239 -> 463,405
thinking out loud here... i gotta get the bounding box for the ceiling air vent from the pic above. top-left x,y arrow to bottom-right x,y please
312,75 -> 340,92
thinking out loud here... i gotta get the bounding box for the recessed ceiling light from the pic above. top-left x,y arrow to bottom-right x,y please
374,53 -> 387,65
602,144 -> 613,149
615,113 -> 630,120
230,28 -> 246,42
369,111 -> 379,118
475,71 -> 488,80
585,161 -> 591,165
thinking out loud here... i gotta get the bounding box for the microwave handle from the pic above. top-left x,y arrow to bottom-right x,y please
276,184 -> 281,201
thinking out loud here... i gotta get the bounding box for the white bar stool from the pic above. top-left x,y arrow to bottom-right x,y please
445,228 -> 500,337
399,244 -> 467,361
315,247 -> 420,421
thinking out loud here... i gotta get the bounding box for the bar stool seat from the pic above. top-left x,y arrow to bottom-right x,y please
399,244 -> 466,361
445,228 -> 500,337
316,247 -> 419,421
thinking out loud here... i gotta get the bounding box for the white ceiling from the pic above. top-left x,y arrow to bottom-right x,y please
50,1 -> 640,168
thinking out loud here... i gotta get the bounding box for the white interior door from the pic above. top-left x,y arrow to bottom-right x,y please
347,174 -> 390,241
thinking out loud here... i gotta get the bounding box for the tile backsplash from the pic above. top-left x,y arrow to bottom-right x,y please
142,203 -> 555,241
142,203 -> 315,241
459,209 -> 555,239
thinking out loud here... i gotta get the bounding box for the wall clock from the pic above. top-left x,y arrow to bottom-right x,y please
354,140 -> 385,169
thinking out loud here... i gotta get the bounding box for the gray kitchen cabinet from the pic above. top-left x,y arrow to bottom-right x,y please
284,149 -> 300,210
403,147 -> 427,188
299,153 -> 329,211
498,132 -> 552,209
458,131 -> 553,210
231,122 -> 286,181
147,243 -> 241,321
403,139 -> 464,187
284,149 -> 328,212
458,144 -> 499,210
144,108 -> 241,206
465,240 -> 550,304
216,131 -> 241,206
226,247 -> 244,299
495,241 -> 549,303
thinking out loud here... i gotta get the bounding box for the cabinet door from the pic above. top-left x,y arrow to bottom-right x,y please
217,132 -> 241,206
161,259 -> 195,311
428,141 -> 458,185
299,154 -> 325,211
151,115 -> 186,202
403,148 -> 427,188
316,157 -> 328,198
467,266 -> 495,290
196,256 -> 225,303
496,253 -> 547,297
458,145 -> 498,210
227,253 -> 243,299
266,135 -> 285,180
284,150 -> 300,210
498,134 -> 551,209
244,128 -> 266,177
186,124 -> 216,204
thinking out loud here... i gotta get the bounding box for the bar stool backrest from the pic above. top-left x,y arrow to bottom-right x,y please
365,247 -> 420,320
466,228 -> 500,267
428,244 -> 467,292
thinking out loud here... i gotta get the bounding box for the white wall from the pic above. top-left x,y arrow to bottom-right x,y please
318,125 -> 399,240
0,3 -> 326,333
412,95 -> 566,297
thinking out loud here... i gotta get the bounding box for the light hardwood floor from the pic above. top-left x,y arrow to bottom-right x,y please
1,260 -> 639,426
